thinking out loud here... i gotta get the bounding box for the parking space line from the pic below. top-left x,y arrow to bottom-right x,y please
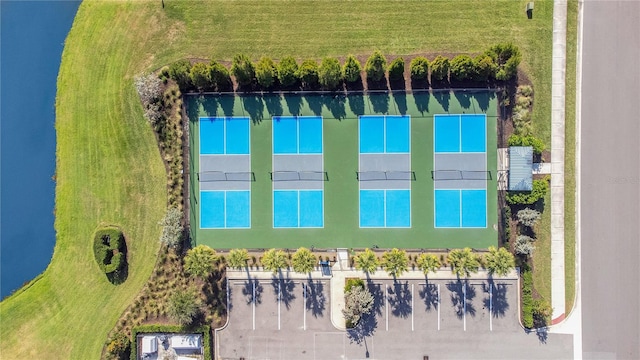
278,280 -> 281,330
253,281 -> 256,330
411,283 -> 414,331
303,283 -> 307,330
385,284 -> 389,331
437,283 -> 441,331
463,283 -> 467,332
489,284 -> 493,332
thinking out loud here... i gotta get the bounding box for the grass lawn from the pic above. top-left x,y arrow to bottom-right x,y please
0,1 -> 559,358
188,92 -> 498,249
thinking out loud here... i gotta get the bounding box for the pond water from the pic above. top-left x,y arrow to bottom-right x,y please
1,0 -> 80,299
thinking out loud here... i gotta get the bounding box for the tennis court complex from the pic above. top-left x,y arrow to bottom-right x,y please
188,91 -> 498,249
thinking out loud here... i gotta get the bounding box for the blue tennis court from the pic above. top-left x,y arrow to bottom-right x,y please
359,189 -> 411,228
200,117 -> 250,154
359,115 -> 410,153
273,116 -> 323,154
434,189 -> 487,228
273,190 -> 323,228
201,191 -> 251,229
434,114 -> 486,153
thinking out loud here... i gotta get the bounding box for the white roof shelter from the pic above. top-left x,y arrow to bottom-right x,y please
141,336 -> 158,354
170,334 -> 202,350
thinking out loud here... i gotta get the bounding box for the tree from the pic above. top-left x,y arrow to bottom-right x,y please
515,235 -> 535,256
134,73 -> 163,125
507,134 -> 546,154
342,285 -> 374,327
485,43 -> 521,81
409,56 -> 429,80
517,208 -> 541,227
365,50 -> 387,82
230,54 -> 255,88
105,332 -> 130,360
297,59 -> 319,89
184,245 -> 218,278
473,54 -> 496,82
292,247 -> 316,274
381,248 -> 408,277
159,207 -> 183,249
167,290 -> 200,326
450,55 -> 476,82
430,55 -> 450,82
255,56 -> 277,89
342,55 -> 362,83
484,246 -> 515,277
416,253 -> 441,276
189,62 -> 211,91
447,247 -> 480,278
227,248 -> 249,269
168,59 -> 192,91
209,60 -> 232,91
354,248 -> 379,275
277,56 -> 299,88
261,248 -> 288,274
387,57 -> 405,82
318,57 -> 342,90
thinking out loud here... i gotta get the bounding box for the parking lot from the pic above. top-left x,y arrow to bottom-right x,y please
217,274 -> 572,360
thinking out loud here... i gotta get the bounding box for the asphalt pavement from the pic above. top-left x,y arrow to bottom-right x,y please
580,1 -> 640,359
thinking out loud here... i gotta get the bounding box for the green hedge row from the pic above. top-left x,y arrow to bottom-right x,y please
166,43 -> 521,92
93,227 -> 126,274
130,324 -> 212,360
508,134 -> 546,155
506,177 -> 550,205
521,269 -> 534,328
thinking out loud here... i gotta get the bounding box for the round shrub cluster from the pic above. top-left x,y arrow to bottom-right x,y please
93,227 -> 127,275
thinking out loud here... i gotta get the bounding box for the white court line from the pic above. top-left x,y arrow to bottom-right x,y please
437,283 -> 441,331
303,283 -> 307,330
463,283 -> 467,331
278,280 -> 281,330
385,284 -> 389,331
490,284 -> 493,331
411,284 -> 414,331
252,281 -> 256,330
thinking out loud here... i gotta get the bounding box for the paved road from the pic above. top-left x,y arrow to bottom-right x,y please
580,1 -> 640,359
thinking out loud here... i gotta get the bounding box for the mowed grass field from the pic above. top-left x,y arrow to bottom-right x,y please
0,1 -> 567,358
188,92 -> 498,249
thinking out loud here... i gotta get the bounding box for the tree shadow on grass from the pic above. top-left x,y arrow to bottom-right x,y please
264,93 -> 283,117
433,89 -> 450,112
324,93 -> 347,120
285,94 -> 303,116
303,94 -> 323,116
347,93 -> 365,116
241,95 -> 264,124
392,91 -> 408,115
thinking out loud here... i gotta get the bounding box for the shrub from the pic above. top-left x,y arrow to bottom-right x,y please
342,285 -> 374,327
506,178 -> 549,205
507,134 -> 545,155
473,54 -> 496,82
168,60 -> 192,91
515,235 -> 535,256
450,55 -> 475,82
255,56 -> 277,89
134,73 -> 163,125
521,270 -> 534,327
189,62 -> 212,91
517,208 -> 541,227
365,50 -> 387,82
167,289 -> 200,326
518,85 -> 534,97
209,60 -> 231,91
430,55 -> 450,82
485,43 -> 521,81
502,206 -> 512,242
342,55 -> 362,83
344,278 -> 365,293
297,59 -> 319,89
230,54 -> 255,87
410,56 -> 429,80
159,207 -> 183,249
105,331 -> 130,360
318,57 -> 342,90
277,56 -> 299,88
533,298 -> 553,326
93,227 -> 127,275
387,57 -> 405,82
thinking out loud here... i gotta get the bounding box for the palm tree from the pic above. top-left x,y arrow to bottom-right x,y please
484,246 -> 515,277
226,248 -> 250,270
381,248 -> 408,278
447,247 -> 480,278
261,248 -> 288,274
416,253 -> 441,276
354,248 -> 379,276
291,247 -> 316,274
183,245 -> 218,278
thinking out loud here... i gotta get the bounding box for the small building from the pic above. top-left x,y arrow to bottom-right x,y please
141,336 -> 157,356
508,146 -> 533,191
170,334 -> 202,350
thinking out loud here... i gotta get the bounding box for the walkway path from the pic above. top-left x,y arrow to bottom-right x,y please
550,0 -> 568,325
